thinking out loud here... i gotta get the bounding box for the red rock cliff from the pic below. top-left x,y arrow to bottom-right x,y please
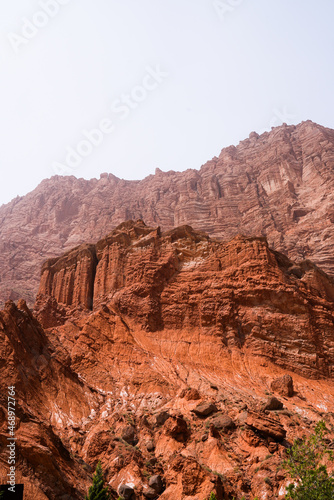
0,220 -> 334,499
39,244 -> 97,309
37,220 -> 334,379
1,120 -> 334,306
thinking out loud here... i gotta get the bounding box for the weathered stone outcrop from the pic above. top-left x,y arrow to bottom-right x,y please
246,412 -> 286,441
0,300 -> 97,499
1,221 -> 334,499
39,244 -> 97,309
1,121 -> 334,307
36,220 -> 334,379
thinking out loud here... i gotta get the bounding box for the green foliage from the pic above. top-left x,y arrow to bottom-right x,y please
283,420 -> 334,499
85,461 -> 111,500
208,493 -> 217,500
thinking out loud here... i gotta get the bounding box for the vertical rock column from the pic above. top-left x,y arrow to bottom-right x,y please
38,244 -> 97,309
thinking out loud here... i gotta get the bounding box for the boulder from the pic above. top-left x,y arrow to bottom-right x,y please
118,484 -> 134,499
180,387 -> 201,400
155,411 -> 170,426
246,412 -> 286,441
235,411 -> 248,427
143,486 -> 158,499
164,415 -> 188,442
263,396 -> 284,411
192,401 -> 218,417
146,440 -> 155,452
271,375 -> 294,397
149,474 -> 163,493
211,414 -> 235,431
121,425 -> 137,445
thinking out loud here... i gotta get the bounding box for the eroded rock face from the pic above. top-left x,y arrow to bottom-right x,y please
39,244 -> 97,309
1,121 -> 334,307
0,301 -> 97,499
246,412 -> 286,441
0,221 -> 334,499
35,220 -> 334,379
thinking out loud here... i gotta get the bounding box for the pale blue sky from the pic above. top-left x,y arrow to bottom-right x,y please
0,0 -> 333,205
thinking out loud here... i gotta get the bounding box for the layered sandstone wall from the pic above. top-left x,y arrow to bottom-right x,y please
2,220 -> 334,499
39,244 -> 97,309
1,121 -> 334,306
36,220 -> 334,379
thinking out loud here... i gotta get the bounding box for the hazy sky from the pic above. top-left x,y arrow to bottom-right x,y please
0,0 -> 333,206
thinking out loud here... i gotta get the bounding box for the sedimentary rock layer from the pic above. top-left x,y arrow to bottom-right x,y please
1,120 -> 334,306
36,220 -> 334,379
1,220 -> 334,499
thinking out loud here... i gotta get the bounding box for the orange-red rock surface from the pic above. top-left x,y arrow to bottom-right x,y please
1,120 -> 334,307
1,221 -> 334,499
37,220 -> 334,379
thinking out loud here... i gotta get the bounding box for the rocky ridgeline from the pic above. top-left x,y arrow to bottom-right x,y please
1,120 -> 334,307
0,220 -> 334,499
36,220 -> 334,379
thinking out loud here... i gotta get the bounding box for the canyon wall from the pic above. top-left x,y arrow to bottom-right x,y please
1,120 -> 334,306
36,220 -> 334,379
1,220 -> 334,498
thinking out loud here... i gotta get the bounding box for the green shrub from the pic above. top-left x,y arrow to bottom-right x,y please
85,460 -> 111,500
283,420 -> 334,499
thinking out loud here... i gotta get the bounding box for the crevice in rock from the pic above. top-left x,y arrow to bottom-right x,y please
89,246 -> 98,310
